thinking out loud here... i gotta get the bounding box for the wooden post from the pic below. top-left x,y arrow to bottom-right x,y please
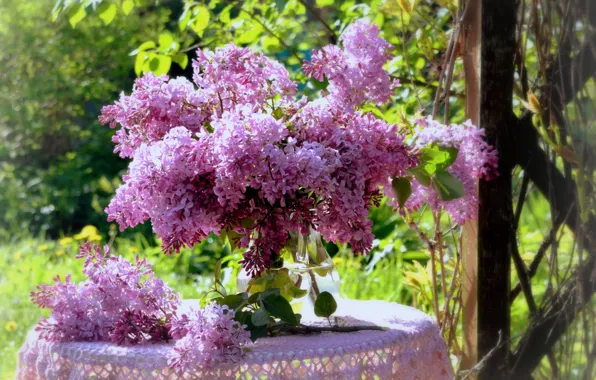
477,0 -> 517,377
461,0 -> 480,374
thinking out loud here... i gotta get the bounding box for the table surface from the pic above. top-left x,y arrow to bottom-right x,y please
17,299 -> 453,380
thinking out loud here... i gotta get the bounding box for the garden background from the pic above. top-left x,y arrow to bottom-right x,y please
0,0 -> 591,378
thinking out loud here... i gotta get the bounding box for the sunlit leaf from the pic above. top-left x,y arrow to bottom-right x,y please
147,54 -> 172,76
98,3 -> 118,26
134,52 -> 148,76
191,5 -> 211,37
398,0 -> 412,14
235,22 -> 264,45
69,4 -> 87,28
316,0 -> 334,6
420,145 -> 459,174
179,6 -> 192,31
122,0 -> 135,15
158,33 -> 174,52
172,53 -> 189,69
130,40 -> 156,56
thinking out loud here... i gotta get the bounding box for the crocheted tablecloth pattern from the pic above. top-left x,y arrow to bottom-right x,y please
17,299 -> 453,379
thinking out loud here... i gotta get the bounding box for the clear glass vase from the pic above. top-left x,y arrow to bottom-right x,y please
236,228 -> 340,315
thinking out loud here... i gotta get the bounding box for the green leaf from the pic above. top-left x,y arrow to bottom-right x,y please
313,266 -> 332,277
251,308 -> 270,327
158,33 -> 174,52
258,288 -> 281,300
215,293 -> 247,310
172,53 -> 189,69
263,294 -> 298,325
213,258 -> 223,283
147,54 -> 172,76
275,0 -> 288,11
391,177 -> 412,208
247,292 -> 261,304
229,6 -> 241,19
122,0 -> 135,15
433,170 -> 465,201
235,22 -> 264,45
272,107 -> 284,120
270,271 -> 308,301
69,4 -> 87,28
359,104 -> 386,121
263,35 -> 280,50
179,7 -> 192,31
415,29 -> 434,61
235,311 -> 267,342
51,4 -> 63,21
314,291 -> 337,318
98,3 -> 118,26
134,52 -> 148,76
410,167 -> 432,187
398,0 -> 412,14
316,0 -> 334,6
191,5 -> 211,37
420,145 -> 459,174
249,326 -> 267,342
130,41 -> 156,56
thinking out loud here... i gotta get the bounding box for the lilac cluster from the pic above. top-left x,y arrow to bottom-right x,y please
389,117 -> 499,224
168,303 -> 251,372
31,243 -> 179,344
303,20 -> 398,111
101,20 -> 497,277
99,45 -> 296,158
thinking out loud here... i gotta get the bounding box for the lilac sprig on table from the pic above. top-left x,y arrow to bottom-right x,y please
168,302 -> 251,371
31,243 -> 179,344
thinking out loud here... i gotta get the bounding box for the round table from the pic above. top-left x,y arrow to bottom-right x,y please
17,299 -> 453,379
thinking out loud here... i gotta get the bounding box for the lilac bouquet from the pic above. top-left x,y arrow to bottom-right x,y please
99,20 -> 497,279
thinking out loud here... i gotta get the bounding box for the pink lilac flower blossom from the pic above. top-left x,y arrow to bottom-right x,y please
31,243 -> 180,344
303,19 -> 395,112
168,303 -> 250,371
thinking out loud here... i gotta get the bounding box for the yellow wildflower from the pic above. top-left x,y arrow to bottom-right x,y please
130,247 -> 138,253
58,237 -> 73,247
38,244 -> 49,252
4,321 -> 17,332
74,225 -> 101,242
56,249 -> 65,257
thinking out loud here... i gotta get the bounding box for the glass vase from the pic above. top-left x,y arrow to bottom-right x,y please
236,228 -> 340,315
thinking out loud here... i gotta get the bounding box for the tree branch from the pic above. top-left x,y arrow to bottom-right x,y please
510,222 -> 557,303
297,0 -> 337,44
270,324 -> 388,335
510,111 -> 596,377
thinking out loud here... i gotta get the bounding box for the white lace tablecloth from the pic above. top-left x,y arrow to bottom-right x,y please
17,299 -> 453,379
